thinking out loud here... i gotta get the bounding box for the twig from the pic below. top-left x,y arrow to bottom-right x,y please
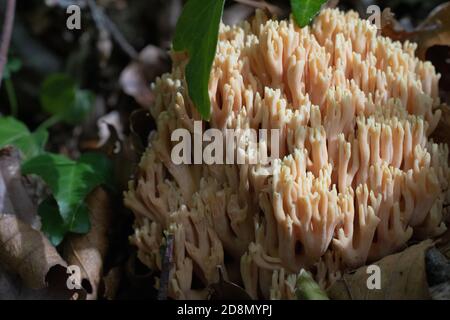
86,0 -> 138,60
233,0 -> 282,16
157,234 -> 174,300
0,0 -> 16,89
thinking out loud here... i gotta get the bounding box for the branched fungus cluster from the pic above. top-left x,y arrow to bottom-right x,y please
124,9 -> 450,299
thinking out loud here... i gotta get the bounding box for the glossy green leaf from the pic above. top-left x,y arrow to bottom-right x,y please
38,197 -> 66,246
173,0 -> 225,120
40,73 -> 94,125
0,117 -> 48,159
79,152 -> 115,190
21,153 -> 112,235
290,0 -> 327,27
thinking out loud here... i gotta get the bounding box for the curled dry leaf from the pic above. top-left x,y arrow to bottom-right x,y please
381,3 -> 450,59
63,187 -> 112,300
0,214 -> 66,289
327,240 -> 434,300
415,2 -> 450,59
0,264 -> 86,300
119,45 -> 170,108
0,147 -> 40,228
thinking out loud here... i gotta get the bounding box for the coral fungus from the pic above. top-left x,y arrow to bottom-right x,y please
125,8 -> 449,299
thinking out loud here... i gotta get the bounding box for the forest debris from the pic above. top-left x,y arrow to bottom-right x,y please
99,124 -> 140,191
426,248 -> 450,286
102,266 -> 121,300
97,111 -> 124,147
63,187 -> 112,299
209,266 -> 252,300
381,3 -> 450,59
327,241 -> 434,300
0,264 -> 85,300
0,147 -> 40,228
296,269 -> 329,300
415,2 -> 450,59
430,104 -> 450,146
157,0 -> 182,48
157,234 -> 173,300
430,281 -> 450,299
129,108 -> 154,154
0,213 -> 66,289
223,4 -> 261,26
119,45 -> 170,108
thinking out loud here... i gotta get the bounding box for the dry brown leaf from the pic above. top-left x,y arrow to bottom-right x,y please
381,3 -> 450,60
0,263 -> 88,300
415,2 -> 450,59
327,240 -> 434,300
0,213 -> 66,289
0,147 -> 40,228
102,266 -> 122,300
63,187 -> 112,300
119,45 -> 170,108
0,147 -> 87,299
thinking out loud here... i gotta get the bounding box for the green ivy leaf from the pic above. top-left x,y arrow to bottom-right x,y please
38,197 -> 66,246
290,0 -> 328,27
173,0 -> 225,120
2,57 -> 22,80
78,152 -> 115,189
40,73 -> 94,125
21,153 -> 112,236
0,117 -> 48,160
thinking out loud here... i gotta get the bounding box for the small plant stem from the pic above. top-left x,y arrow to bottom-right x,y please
37,114 -> 62,131
4,77 -> 18,117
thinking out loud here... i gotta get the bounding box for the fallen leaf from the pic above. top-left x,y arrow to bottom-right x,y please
0,147 -> 40,228
119,45 -> 170,108
415,2 -> 450,59
0,213 -> 66,289
97,111 -> 124,147
102,266 -> 122,300
63,187 -> 112,299
430,281 -> 450,299
0,150 -> 86,300
380,8 -> 417,42
381,3 -> 450,59
0,264 -> 85,300
327,240 -> 434,300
